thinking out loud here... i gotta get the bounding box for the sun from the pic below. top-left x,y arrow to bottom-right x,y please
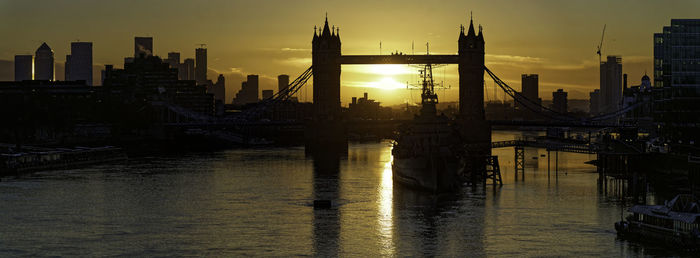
368,65 -> 414,76
367,65 -> 414,90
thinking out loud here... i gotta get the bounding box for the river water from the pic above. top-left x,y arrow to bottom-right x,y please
0,131 -> 679,256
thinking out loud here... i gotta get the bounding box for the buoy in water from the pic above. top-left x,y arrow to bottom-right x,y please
314,200 -> 332,209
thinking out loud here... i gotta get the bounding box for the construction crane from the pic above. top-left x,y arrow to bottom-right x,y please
596,24 -> 606,64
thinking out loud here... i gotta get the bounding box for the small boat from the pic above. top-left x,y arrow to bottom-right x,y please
615,194 -> 700,248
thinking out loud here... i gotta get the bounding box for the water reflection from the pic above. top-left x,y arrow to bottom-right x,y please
310,150 -> 342,256
0,132 -> 693,256
377,154 -> 394,255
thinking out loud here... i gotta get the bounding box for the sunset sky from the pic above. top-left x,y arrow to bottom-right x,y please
1,0 -> 698,106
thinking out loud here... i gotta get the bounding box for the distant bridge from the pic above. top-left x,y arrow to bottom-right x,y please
491,139 -> 598,154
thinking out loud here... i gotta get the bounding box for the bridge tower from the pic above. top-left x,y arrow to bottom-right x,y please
458,16 -> 485,121
312,16 -> 341,120
307,16 -> 347,155
458,16 -> 492,172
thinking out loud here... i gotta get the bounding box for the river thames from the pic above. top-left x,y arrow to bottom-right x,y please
0,131 -> 678,256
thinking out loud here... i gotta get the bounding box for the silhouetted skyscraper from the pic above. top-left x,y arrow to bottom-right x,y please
552,89 -> 568,114
134,37 -> 153,57
519,74 -> 540,119
166,52 -> 180,69
262,90 -> 273,100
278,74 -> 289,95
214,74 -> 225,102
600,55 -> 622,114
233,74 -> 259,105
589,89 -> 600,115
182,58 -> 195,80
195,47 -> 207,85
68,42 -> 93,85
521,74 -> 539,103
14,55 -> 33,81
247,74 -> 259,100
34,42 -> 54,81
65,55 -> 71,80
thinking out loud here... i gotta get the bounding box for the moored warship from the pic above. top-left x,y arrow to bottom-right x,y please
391,63 -> 463,192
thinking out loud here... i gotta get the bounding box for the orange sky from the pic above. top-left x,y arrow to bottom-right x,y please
1,0 -> 699,105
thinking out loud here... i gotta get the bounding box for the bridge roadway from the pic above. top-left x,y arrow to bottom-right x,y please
164,119 -> 602,153
165,118 -> 621,129
338,55 -> 460,64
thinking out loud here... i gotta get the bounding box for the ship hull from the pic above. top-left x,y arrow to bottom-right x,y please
616,221 -> 700,249
392,154 -> 460,192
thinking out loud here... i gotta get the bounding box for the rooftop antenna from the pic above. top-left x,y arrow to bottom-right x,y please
596,24 -> 606,64
380,41 -> 382,55
426,42 -> 429,55
412,40 -> 415,55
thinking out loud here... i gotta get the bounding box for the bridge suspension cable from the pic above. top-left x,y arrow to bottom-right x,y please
485,67 -> 576,121
484,66 -> 649,124
237,66 -> 313,121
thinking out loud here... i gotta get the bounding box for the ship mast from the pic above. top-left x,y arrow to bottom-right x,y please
419,43 -> 438,115
420,64 -> 438,105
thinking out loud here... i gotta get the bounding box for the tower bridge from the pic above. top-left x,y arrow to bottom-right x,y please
309,15 -> 490,154
311,15 -> 485,122
154,15 -> 643,150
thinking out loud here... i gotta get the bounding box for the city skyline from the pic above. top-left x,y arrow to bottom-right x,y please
1,0 -> 698,105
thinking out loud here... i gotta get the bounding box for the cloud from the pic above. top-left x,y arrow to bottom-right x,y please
277,57 -> 312,67
281,47 -> 310,52
227,67 -> 244,74
486,54 -> 544,64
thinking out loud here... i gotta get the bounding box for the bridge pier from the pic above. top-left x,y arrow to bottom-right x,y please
547,150 -> 550,176
304,121 -> 348,156
515,146 -> 525,176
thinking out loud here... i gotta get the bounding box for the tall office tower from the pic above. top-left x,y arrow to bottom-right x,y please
552,89 -> 568,114
166,52 -> 180,68
278,74 -> 290,95
34,42 -> 54,80
232,74 -> 260,105
653,19 -> 700,143
134,37 -> 153,57
68,42 -> 93,85
600,55 -> 622,114
589,89 -> 600,115
262,90 -> 274,100
14,55 -> 33,81
195,47 -> 207,85
521,74 -> 539,102
213,74 -> 225,102
519,74 -> 540,119
246,74 -> 259,101
655,19 -> 700,88
65,55 -> 71,80
182,58 -> 195,80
